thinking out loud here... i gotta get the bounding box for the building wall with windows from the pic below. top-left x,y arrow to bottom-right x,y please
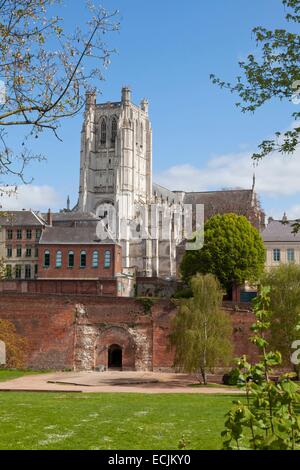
0,211 -> 46,280
37,224 -> 122,280
37,243 -> 121,280
262,217 -> 300,270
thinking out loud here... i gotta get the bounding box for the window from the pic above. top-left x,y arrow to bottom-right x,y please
25,265 -> 31,279
104,250 -> 111,268
26,246 -> 32,257
44,250 -> 50,268
92,250 -> 99,268
35,247 -> 39,258
6,246 -> 12,258
16,229 -> 22,240
36,229 -> 42,240
5,265 -> 12,279
56,250 -> 62,268
100,119 -> 106,145
287,248 -> 295,262
6,229 -> 13,240
34,264 -> 38,276
16,246 -> 22,257
15,265 -> 22,279
26,229 -> 32,239
273,249 -> 281,262
140,122 -> 143,147
80,251 -> 86,268
111,118 -> 117,144
68,251 -> 74,268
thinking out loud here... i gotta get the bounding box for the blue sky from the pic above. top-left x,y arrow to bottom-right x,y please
4,0 -> 300,219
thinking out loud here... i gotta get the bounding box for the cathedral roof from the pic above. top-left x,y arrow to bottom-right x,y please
182,189 -> 255,221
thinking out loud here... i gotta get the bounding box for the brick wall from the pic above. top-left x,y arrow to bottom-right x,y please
0,293 -> 257,371
38,244 -> 121,279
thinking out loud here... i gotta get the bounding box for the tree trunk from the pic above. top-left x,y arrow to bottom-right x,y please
200,367 -> 207,385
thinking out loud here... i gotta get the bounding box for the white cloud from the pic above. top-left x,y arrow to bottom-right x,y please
0,185 -> 64,211
155,147 -> 300,197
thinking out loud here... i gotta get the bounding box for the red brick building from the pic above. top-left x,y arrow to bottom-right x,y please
38,225 -> 122,280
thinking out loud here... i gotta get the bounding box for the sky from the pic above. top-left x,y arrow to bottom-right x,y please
3,0 -> 300,220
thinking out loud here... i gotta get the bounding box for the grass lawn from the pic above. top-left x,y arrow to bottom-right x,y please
0,392 -> 239,450
0,370 -> 48,382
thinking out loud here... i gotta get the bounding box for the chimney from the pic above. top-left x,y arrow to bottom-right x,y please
121,86 -> 131,105
47,208 -> 53,226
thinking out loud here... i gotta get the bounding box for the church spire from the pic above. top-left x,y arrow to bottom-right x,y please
67,195 -> 70,212
252,173 -> 256,192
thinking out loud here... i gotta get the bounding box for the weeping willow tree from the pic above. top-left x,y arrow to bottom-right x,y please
169,274 -> 233,385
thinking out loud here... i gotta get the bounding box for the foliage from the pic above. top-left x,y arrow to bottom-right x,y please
0,0 -> 119,189
211,0 -> 300,160
0,319 -> 28,368
138,298 -> 156,315
172,287 -> 193,299
262,264 -> 300,375
222,367 -> 240,386
180,214 -> 265,290
169,274 -> 233,385
222,287 -> 300,450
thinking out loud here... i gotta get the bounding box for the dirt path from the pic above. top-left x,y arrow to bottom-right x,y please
0,371 -> 241,394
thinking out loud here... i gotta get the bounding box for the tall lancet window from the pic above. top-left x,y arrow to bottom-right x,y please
111,118 -> 117,144
100,118 -> 107,145
140,122 -> 143,147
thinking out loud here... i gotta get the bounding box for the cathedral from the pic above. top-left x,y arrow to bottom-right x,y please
74,87 -> 265,279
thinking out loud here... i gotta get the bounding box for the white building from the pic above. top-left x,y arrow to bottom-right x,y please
262,215 -> 300,270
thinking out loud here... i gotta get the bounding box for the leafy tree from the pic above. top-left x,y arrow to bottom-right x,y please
0,319 -> 28,368
222,287 -> 300,450
211,0 -> 300,160
0,0 -> 119,190
180,214 -> 265,292
169,274 -> 233,385
262,264 -> 300,377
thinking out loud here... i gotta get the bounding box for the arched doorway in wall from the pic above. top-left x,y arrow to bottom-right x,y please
108,344 -> 122,369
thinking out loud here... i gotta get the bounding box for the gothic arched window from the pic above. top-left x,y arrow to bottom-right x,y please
80,251 -> 87,268
111,118 -> 117,144
100,119 -> 107,145
68,251 -> 74,268
140,122 -> 143,147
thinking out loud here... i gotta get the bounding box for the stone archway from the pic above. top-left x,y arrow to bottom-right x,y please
95,326 -> 136,371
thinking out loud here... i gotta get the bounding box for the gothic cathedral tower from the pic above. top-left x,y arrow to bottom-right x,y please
78,87 -> 153,274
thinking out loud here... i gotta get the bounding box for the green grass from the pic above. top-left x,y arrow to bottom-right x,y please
0,392 -> 239,450
0,370 -> 48,382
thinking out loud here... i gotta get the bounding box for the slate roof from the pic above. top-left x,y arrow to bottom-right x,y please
262,220 -> 300,242
183,189 -> 254,220
0,210 -> 46,226
39,225 -> 118,245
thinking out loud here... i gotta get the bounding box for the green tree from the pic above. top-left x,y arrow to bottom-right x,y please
262,264 -> 300,377
0,319 -> 28,368
169,274 -> 233,385
211,0 -> 300,160
0,0 -> 119,190
180,214 -> 265,293
222,287 -> 300,450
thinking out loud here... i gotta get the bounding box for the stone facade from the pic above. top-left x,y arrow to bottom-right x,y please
76,87 -> 265,280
